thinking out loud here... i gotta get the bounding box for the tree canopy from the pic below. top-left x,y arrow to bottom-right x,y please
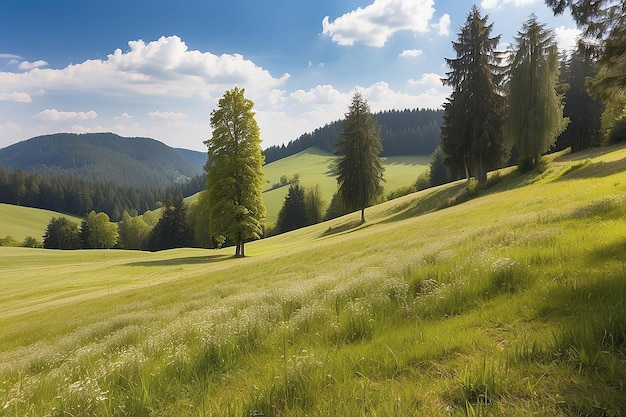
441,5 -> 509,184
505,15 -> 569,170
335,91 -> 384,223
204,87 -> 266,257
42,217 -> 80,250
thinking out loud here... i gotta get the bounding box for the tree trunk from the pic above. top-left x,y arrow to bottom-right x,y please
360,207 -> 365,224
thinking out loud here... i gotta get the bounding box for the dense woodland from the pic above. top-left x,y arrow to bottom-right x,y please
263,108 -> 443,163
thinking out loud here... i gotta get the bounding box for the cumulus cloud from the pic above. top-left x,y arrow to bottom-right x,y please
148,111 -> 188,120
433,14 -> 451,36
18,60 -> 48,70
408,73 -> 443,87
322,0 -> 436,47
400,49 -> 423,58
481,0 -> 537,8
116,112 -> 133,120
0,91 -> 32,102
37,109 -> 97,121
0,36 -> 289,100
555,26 -> 582,52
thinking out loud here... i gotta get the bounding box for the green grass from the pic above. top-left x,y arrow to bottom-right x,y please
1,145 -> 626,416
262,147 -> 429,225
0,204 -> 82,243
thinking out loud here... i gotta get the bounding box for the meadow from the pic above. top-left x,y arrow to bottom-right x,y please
0,204 -> 82,243
0,145 -> 625,416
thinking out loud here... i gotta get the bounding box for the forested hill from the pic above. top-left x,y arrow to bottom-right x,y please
263,108 -> 443,164
0,133 -> 203,189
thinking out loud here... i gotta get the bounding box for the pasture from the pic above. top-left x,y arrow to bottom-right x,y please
1,145 -> 625,416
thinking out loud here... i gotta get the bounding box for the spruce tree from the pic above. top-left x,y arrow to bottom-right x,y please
204,87 -> 266,257
276,183 -> 307,234
335,91 -> 384,223
505,15 -> 569,170
441,5 -> 508,184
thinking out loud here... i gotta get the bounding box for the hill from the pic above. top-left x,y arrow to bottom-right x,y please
263,108 -> 443,163
0,132 -> 203,188
1,144 -> 624,415
0,203 -> 82,243
261,147 -> 429,225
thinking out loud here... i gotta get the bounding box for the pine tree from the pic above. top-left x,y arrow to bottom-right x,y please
505,15 -> 569,170
335,91 -> 384,223
276,184 -> 307,234
204,87 -> 266,257
441,5 -> 508,184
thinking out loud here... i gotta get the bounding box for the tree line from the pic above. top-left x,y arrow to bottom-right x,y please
263,108 -> 443,164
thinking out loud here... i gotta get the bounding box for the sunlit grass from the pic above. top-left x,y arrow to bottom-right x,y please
1,145 -> 625,415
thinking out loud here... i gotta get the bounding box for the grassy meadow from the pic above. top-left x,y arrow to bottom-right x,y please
261,147 -> 430,225
0,204 -> 82,243
1,145 -> 625,416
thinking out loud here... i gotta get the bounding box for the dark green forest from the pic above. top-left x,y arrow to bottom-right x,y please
263,108 -> 444,163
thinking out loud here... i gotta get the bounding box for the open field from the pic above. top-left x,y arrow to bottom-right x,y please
262,147 -> 430,225
0,204 -> 82,243
1,145 -> 625,416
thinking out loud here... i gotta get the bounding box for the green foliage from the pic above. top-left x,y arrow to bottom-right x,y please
323,192 -> 349,221
0,235 -> 20,247
304,185 -> 325,226
186,191 -> 213,248
42,216 -> 80,249
276,183 -> 307,234
80,211 -> 119,249
22,236 -> 41,248
335,91 -> 385,222
148,195 -> 192,251
505,15 -> 569,169
118,211 -> 152,250
441,5 -> 509,184
607,116 -> 626,144
429,145 -> 449,186
205,87 -> 266,257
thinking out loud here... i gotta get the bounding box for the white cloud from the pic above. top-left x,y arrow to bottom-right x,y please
322,0 -> 435,47
400,49 -> 423,58
0,54 -> 22,60
149,111 -> 188,120
481,0 -> 537,8
0,91 -> 32,102
116,112 -> 133,120
408,73 -> 443,87
18,60 -> 48,70
37,109 -> 97,121
555,26 -> 581,52
433,14 -> 451,36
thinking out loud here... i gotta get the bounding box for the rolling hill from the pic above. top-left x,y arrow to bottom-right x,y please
0,132 -> 203,188
0,203 -> 82,243
0,144 -> 624,415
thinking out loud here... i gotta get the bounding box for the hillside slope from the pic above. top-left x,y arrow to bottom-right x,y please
0,203 -> 82,243
1,145 -> 625,416
0,132 -> 202,188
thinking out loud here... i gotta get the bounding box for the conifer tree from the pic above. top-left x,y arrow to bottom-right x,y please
335,91 -> 384,223
276,183 -> 307,234
441,5 -> 508,184
505,15 -> 569,170
204,87 -> 266,257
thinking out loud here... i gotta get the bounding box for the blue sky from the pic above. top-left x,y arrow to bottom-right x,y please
0,0 -> 579,151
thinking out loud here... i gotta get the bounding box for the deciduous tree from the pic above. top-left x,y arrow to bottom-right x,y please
43,216 -> 80,249
204,87 -> 266,257
335,91 -> 384,223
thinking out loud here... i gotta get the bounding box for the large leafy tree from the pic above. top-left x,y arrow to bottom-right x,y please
335,91 -> 384,223
204,87 -> 266,257
505,15 -> 569,170
441,5 -> 508,184
80,211 -> 119,249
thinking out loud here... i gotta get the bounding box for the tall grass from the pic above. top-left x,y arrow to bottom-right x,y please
1,145 -> 626,415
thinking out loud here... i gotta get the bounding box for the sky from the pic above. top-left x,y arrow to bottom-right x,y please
0,0 -> 580,152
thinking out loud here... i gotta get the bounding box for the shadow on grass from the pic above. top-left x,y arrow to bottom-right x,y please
587,238 -> 626,265
556,157 -> 626,181
321,219 -> 363,237
127,253 -> 231,267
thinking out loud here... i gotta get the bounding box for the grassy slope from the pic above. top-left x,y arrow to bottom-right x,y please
0,145 -> 625,416
262,147 -> 429,225
0,204 -> 82,242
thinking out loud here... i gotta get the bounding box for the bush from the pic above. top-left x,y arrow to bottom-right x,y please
607,117 -> 626,144
23,236 -> 42,248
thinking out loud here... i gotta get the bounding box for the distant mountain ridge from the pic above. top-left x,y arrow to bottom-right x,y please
0,133 -> 204,189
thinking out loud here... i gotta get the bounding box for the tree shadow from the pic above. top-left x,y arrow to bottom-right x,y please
127,253 -> 231,267
320,219 -> 363,237
587,238 -> 626,265
556,157 -> 626,181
